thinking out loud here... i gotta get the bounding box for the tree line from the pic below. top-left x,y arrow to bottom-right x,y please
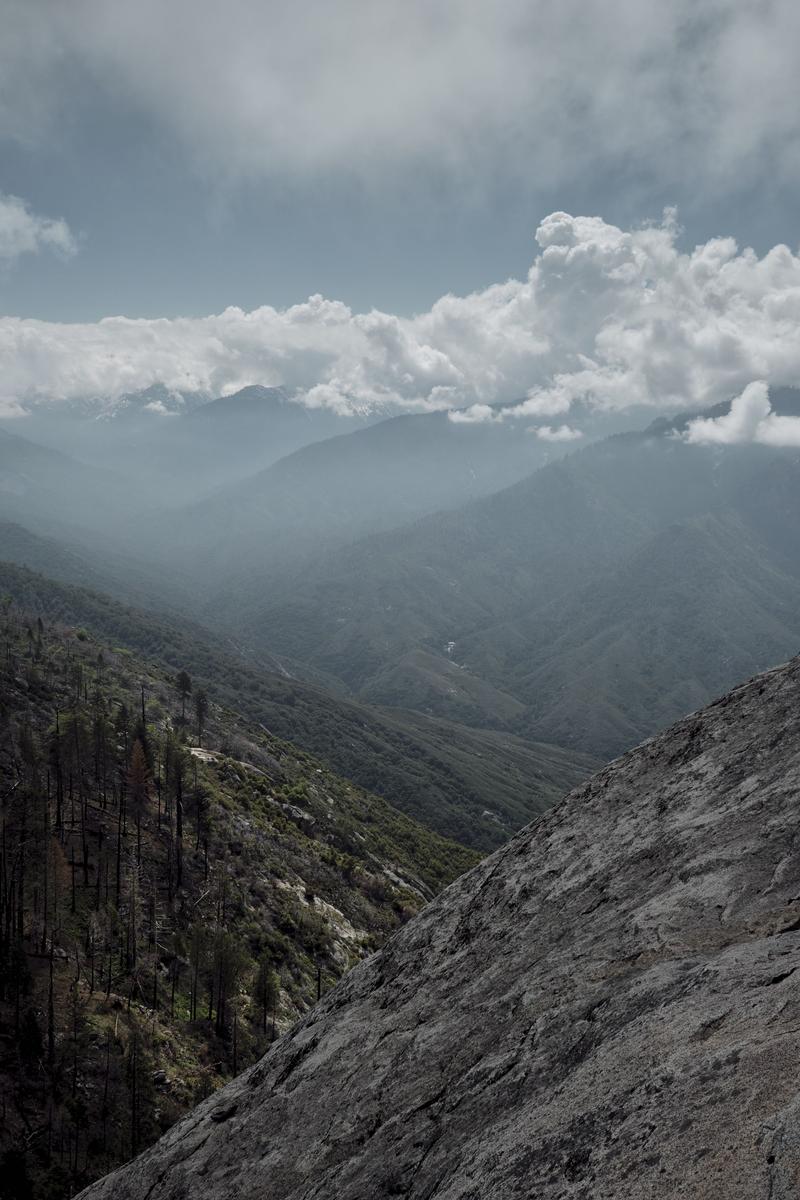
0,606 -> 284,1200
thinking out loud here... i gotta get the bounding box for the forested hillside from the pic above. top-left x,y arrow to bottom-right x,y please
0,557 -> 593,850
0,600 -> 476,1199
78,651 -> 800,1200
237,415 -> 800,756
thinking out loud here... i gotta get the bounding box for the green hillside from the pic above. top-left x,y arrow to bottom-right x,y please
501,513 -> 800,753
0,597 -> 476,1199
0,558 -> 593,849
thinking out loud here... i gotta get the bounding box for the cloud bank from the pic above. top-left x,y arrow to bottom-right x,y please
4,0 -> 800,195
0,192 -> 77,263
684,381 -> 800,447
3,211 -> 800,423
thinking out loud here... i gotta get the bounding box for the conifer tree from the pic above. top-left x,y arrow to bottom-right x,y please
194,689 -> 208,747
175,671 -> 191,723
127,740 -> 149,866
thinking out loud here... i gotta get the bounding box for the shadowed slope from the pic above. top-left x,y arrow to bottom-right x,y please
79,653 -> 800,1199
0,557 -> 593,849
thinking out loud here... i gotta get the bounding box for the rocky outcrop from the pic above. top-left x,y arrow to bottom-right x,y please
79,657 -> 800,1199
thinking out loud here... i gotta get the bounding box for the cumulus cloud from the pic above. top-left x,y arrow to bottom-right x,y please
3,1 -> 800,194
0,192 -> 77,262
142,399 -> 180,416
4,210 -> 800,422
532,425 -> 584,442
684,381 -> 800,447
448,405 -> 500,425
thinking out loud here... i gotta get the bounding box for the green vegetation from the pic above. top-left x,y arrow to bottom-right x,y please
0,600 -> 476,1199
0,557 -> 592,849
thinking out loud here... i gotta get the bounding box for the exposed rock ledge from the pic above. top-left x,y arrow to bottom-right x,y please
79,656 -> 800,1199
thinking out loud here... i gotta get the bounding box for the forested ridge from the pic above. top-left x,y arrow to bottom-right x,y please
0,555 -> 591,850
0,600 -> 476,1199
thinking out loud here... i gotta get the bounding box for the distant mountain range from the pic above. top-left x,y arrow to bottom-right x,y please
3,385 -> 383,504
3,383 -> 800,769
0,425 -> 133,534
131,406 -> 595,580
226,394 -> 800,757
1,384 -> 635,514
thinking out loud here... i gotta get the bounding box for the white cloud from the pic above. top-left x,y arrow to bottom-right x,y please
3,1 -> 800,194
4,210 -> 800,422
0,192 -> 77,262
142,399 -> 179,416
532,425 -> 584,442
448,405 -> 500,425
684,381 -> 800,447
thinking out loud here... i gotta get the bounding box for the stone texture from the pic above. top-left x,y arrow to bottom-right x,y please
79,657 -> 800,1199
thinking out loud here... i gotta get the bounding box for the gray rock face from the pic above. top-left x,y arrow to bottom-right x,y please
79,657 -> 800,1199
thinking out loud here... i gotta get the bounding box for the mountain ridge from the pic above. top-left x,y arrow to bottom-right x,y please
0,556 -> 594,849
235,425 -> 800,756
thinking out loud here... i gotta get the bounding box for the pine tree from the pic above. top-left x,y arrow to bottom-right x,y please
252,958 -> 280,1037
126,740 -> 149,866
175,671 -> 192,723
194,690 -> 208,747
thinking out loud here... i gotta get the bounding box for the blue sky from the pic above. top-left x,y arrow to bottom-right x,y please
5,124 -> 795,325
3,0 -> 799,321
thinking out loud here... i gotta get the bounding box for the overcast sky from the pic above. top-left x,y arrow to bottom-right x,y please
2,0 -> 800,431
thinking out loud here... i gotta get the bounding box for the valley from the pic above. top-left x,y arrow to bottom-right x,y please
5,14 -> 800,1195
3,349 -> 800,1200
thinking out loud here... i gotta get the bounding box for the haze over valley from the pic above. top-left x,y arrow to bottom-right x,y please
3,2 -> 800,1197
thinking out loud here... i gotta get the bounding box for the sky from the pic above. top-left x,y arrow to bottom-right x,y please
2,0 -> 800,435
